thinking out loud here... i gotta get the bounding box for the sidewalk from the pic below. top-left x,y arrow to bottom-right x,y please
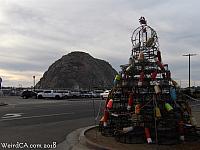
53,127 -> 91,150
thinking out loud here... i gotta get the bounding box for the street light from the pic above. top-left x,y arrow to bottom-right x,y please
182,53 -> 197,92
33,76 -> 35,91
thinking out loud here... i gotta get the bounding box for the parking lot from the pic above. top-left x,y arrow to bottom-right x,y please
0,95 -> 102,106
0,95 -> 103,149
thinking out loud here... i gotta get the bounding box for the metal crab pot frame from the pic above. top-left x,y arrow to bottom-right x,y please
99,17 -> 199,145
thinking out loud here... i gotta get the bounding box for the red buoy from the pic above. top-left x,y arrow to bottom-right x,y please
157,50 -> 162,62
151,71 -> 157,80
127,93 -> 134,110
145,128 -> 152,143
107,99 -> 113,109
103,110 -> 109,126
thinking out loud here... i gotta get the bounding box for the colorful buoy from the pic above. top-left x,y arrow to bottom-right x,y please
127,93 -> 134,110
165,103 -> 173,112
155,107 -> 161,118
139,71 -> 145,82
170,87 -> 177,100
154,85 -> 161,94
103,110 -> 109,127
135,104 -> 141,114
107,99 -> 113,109
157,50 -> 162,62
151,71 -> 157,80
145,128 -> 152,144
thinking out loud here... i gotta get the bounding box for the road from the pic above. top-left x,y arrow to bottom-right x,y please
0,97 -> 104,150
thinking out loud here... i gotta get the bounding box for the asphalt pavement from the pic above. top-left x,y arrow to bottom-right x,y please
0,96 -> 103,150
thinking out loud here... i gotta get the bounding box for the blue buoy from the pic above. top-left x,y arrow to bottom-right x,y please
170,87 -> 177,101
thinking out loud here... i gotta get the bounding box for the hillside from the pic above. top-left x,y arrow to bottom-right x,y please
36,51 -> 117,89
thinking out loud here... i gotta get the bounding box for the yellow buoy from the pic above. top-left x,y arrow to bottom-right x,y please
155,107 -> 161,118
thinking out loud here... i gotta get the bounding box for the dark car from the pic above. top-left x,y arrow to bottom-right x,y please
21,90 -> 37,99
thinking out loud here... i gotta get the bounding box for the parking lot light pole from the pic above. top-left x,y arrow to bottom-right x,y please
182,53 -> 197,92
33,76 -> 35,91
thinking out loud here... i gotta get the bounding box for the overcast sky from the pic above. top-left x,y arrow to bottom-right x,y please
0,0 -> 199,87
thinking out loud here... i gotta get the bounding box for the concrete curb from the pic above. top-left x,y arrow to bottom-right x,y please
54,126 -> 112,150
81,126 -> 111,150
53,127 -> 88,150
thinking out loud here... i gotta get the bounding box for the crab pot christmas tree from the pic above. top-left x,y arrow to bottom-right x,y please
99,17 -> 199,145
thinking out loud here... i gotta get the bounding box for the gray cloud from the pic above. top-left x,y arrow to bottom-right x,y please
0,0 -> 199,87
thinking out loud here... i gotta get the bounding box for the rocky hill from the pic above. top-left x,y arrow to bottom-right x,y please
36,51 -> 117,89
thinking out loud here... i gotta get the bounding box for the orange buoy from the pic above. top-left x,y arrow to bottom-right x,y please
135,104 -> 141,114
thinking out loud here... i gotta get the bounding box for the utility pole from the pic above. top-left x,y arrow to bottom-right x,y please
182,53 -> 197,92
33,76 -> 36,91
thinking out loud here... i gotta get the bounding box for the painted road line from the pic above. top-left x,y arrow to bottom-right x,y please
2,113 -> 24,119
0,112 -> 74,121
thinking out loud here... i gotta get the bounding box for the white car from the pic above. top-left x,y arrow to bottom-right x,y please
100,90 -> 110,99
37,90 -> 65,99
56,90 -> 71,99
89,91 -> 98,98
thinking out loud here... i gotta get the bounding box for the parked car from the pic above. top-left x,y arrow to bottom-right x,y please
93,90 -> 104,98
21,90 -> 37,99
80,91 -> 98,98
100,90 -> 110,99
56,90 -> 72,99
71,91 -> 81,98
37,90 -> 65,99
80,91 -> 92,98
89,91 -> 98,98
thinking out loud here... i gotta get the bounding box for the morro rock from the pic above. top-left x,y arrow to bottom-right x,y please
36,51 -> 117,89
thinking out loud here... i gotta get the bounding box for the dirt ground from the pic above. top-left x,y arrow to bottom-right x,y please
85,111 -> 200,150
